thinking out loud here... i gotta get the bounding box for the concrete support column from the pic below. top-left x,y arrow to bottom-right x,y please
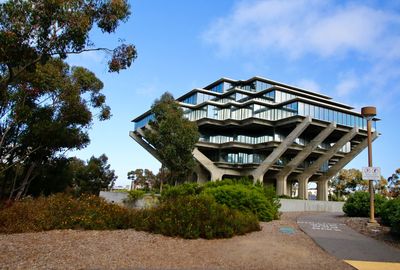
317,179 -> 329,201
194,164 -> 209,184
298,177 -> 309,199
211,172 -> 223,181
286,180 -> 292,197
276,176 -> 287,196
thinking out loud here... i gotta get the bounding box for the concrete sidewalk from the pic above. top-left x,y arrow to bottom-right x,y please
297,212 -> 400,269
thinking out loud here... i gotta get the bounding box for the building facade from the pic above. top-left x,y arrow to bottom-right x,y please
131,76 -> 378,201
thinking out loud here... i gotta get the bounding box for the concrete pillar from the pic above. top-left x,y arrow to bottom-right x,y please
194,164 -> 210,184
211,172 -> 223,181
286,180 -> 292,197
298,177 -> 309,199
276,176 -> 287,196
317,179 -> 328,201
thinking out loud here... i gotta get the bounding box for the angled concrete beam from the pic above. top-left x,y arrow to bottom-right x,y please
193,148 -> 240,181
252,116 -> 312,181
129,131 -> 163,163
316,132 -> 379,183
298,127 -> 358,183
276,122 -> 336,180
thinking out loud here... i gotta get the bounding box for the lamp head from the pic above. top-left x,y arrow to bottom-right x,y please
361,106 -> 377,120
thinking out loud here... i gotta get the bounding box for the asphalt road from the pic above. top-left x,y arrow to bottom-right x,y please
297,212 -> 400,263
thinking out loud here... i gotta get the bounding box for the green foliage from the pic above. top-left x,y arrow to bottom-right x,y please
161,183 -> 203,201
0,0 -> 136,200
26,154 -> 116,197
380,198 -> 400,234
0,193 -> 133,233
0,193 -> 260,239
144,92 -> 199,183
388,168 -> 400,198
161,179 -> 280,222
124,190 -> 145,203
128,168 -> 157,190
330,169 -> 367,200
136,195 -> 260,239
204,184 -> 279,221
343,191 -> 387,217
70,154 -> 117,196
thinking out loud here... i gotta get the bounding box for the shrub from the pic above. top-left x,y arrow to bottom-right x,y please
204,183 -> 279,221
161,179 -> 280,222
0,192 -> 260,239
0,193 -> 133,233
381,198 -> 400,234
124,190 -> 146,204
343,191 -> 387,217
161,183 -> 203,201
136,195 -> 260,239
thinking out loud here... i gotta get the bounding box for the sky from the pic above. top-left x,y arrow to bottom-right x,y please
67,0 -> 400,187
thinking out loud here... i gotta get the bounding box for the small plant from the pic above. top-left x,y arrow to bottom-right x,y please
343,191 -> 387,217
124,190 -> 146,204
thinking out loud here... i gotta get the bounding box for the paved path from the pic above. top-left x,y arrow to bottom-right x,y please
297,212 -> 400,269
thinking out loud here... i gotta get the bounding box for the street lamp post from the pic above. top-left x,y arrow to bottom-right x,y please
361,106 -> 377,224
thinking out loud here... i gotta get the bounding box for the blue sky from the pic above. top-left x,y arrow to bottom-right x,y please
67,0 -> 400,186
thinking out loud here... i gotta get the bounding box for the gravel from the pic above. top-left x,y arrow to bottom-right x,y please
0,213 -> 353,270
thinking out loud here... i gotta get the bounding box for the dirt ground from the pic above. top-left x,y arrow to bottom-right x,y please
0,212 -> 353,270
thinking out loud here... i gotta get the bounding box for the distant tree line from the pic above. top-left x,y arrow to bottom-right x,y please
329,168 -> 399,200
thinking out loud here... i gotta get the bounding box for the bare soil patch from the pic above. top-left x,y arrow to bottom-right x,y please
342,216 -> 400,250
0,212 -> 352,270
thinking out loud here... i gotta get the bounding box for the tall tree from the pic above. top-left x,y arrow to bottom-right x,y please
144,92 -> 199,184
388,168 -> 400,198
127,168 -> 156,190
0,0 -> 136,199
329,169 -> 367,199
70,154 -> 117,196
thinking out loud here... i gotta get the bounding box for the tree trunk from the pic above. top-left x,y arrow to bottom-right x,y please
14,162 -> 35,200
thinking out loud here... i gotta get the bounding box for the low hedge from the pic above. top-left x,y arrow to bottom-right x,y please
0,194 -> 133,233
136,195 -> 260,239
342,191 -> 387,217
0,193 -> 261,239
380,198 -> 400,235
162,179 -> 280,222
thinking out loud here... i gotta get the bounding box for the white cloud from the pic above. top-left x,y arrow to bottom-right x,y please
335,73 -> 359,97
296,79 -> 321,93
202,0 -> 400,59
66,50 -> 105,67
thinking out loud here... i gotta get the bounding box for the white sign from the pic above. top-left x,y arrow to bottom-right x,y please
362,167 -> 381,180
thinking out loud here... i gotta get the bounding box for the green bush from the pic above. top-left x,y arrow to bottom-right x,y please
161,183 -> 203,201
124,189 -> 146,204
136,195 -> 260,239
0,194 -> 133,233
161,179 -> 280,222
204,183 -> 280,221
0,192 -> 260,239
343,191 -> 387,217
380,198 -> 400,235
